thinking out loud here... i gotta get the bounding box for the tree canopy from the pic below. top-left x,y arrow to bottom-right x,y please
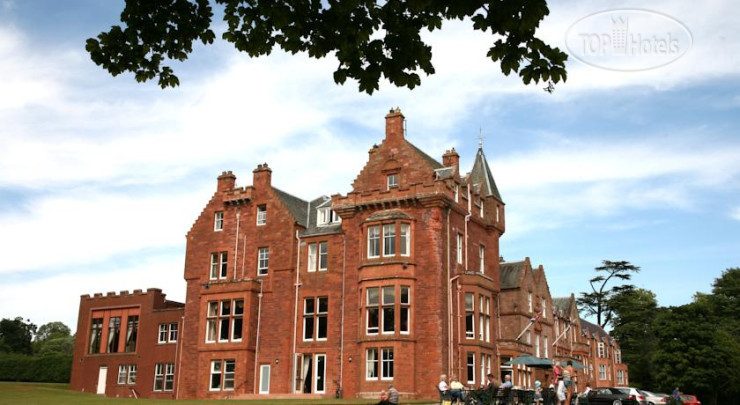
0,317 -> 36,355
577,260 -> 640,328
86,0 -> 568,93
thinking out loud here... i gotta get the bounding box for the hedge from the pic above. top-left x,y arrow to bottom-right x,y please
0,353 -> 72,383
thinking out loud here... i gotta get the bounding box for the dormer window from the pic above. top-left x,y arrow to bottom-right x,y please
317,207 -> 341,226
387,174 -> 398,190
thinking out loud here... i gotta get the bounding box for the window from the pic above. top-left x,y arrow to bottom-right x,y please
528,292 -> 533,313
210,252 -> 228,280
303,297 -> 328,341
480,354 -> 492,385
256,205 -> 267,225
257,247 -> 269,276
367,285 -> 410,335
535,334 -> 541,357
118,364 -> 136,385
457,234 -> 463,264
496,206 -> 500,222
454,184 -> 459,202
400,286 -> 410,334
541,298 -> 547,319
206,299 -> 244,343
387,174 -> 398,189
169,323 -> 178,342
382,286 -> 395,333
400,224 -> 410,256
366,348 -> 378,380
480,201 -> 484,218
317,207 -> 341,225
315,354 -> 326,393
478,296 -> 485,341
381,348 -> 394,380
615,349 -> 622,364
383,224 -> 396,256
479,245 -> 485,273
617,369 -> 624,385
158,323 -> 178,344
544,336 -> 549,358
158,324 -> 168,344
483,296 -> 491,342
210,359 -> 235,391
305,242 -> 328,272
107,317 -> 121,353
465,293 -> 474,339
89,318 -> 103,354
214,211 -> 224,231
466,352 -> 475,384
367,288 -> 379,334
153,363 -> 174,391
319,242 -> 328,270
525,330 -> 531,344
125,316 -> 138,352
367,226 -> 380,258
307,244 -> 317,272
597,342 -> 605,358
598,364 -> 606,380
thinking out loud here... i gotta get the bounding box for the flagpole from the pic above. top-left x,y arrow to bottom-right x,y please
515,310 -> 542,342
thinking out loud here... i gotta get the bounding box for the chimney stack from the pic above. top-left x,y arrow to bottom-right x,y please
442,148 -> 460,172
217,171 -> 236,191
253,163 -> 272,187
385,107 -> 405,143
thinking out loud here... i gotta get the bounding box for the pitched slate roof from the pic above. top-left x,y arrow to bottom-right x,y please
408,141 -> 443,169
273,187 -> 309,227
469,147 -> 502,201
579,318 -> 611,341
552,297 -> 573,317
500,261 -> 525,289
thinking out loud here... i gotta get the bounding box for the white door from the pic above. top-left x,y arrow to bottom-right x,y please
96,366 -> 108,395
259,365 -> 270,394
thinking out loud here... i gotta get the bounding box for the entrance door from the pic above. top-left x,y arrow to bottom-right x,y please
259,365 -> 270,394
96,366 -> 108,395
302,355 -> 313,393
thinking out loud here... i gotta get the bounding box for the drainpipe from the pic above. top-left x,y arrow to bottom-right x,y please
175,315 -> 184,399
233,211 -> 241,280
456,278 -> 462,379
291,230 -> 302,393
241,237 -> 247,279
339,233 -> 346,396
253,280 -> 264,394
465,187 -> 472,272
446,207 -> 452,375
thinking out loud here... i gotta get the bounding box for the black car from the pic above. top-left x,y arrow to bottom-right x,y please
586,387 -> 646,405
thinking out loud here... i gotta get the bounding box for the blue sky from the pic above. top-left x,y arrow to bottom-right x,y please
1,1 -> 738,331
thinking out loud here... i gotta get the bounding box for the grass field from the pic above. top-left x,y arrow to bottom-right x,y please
0,382 -> 436,405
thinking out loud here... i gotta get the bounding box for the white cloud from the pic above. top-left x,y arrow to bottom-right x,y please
731,206 -> 740,221
0,255 -> 185,330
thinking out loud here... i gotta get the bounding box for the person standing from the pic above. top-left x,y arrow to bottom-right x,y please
563,360 -> 576,405
387,384 -> 399,404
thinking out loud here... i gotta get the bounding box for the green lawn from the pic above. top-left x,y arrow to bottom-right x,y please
0,383 -> 436,405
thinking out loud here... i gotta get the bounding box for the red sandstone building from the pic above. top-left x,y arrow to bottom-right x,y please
71,109 -> 627,399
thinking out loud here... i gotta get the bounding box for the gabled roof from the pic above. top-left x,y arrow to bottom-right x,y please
273,187 -> 309,227
500,260 -> 526,289
408,141 -> 443,170
469,147 -> 502,201
580,318 -> 611,341
552,297 -> 573,316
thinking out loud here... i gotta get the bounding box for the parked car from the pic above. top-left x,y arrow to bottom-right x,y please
616,387 -> 649,405
679,394 -> 701,405
585,387 -> 647,405
641,390 -> 668,405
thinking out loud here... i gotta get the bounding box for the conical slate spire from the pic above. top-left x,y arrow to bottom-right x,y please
469,146 -> 502,201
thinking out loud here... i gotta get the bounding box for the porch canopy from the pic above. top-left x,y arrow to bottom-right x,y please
503,354 -> 554,368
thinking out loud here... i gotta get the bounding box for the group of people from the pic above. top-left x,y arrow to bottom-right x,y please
544,360 -> 590,405
375,384 -> 400,405
438,373 -> 512,404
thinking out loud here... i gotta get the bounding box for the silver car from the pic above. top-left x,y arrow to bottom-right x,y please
615,387 -> 649,405
641,390 -> 669,405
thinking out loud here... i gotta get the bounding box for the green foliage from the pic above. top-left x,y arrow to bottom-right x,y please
0,353 -> 72,383
577,260 -> 640,328
86,0 -> 568,93
0,318 -> 36,355
33,322 -> 74,356
609,288 -> 660,389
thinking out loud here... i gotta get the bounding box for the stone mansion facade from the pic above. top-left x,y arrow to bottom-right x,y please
70,109 -> 628,399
